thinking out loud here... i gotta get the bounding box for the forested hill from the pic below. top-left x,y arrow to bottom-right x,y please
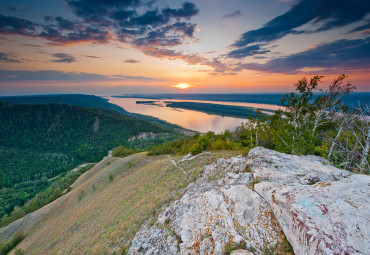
0,94 -> 127,114
0,102 -> 183,219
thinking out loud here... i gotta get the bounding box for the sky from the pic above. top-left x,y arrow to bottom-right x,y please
0,0 -> 369,95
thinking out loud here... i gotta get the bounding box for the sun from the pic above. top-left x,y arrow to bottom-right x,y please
172,83 -> 192,89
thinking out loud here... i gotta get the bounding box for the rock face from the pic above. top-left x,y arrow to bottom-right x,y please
129,155 -> 284,255
130,147 -> 370,255
249,148 -> 370,255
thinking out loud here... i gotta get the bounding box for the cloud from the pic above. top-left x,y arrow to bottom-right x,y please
232,0 -> 370,48
351,20 -> 370,34
234,37 -> 370,74
228,44 -> 270,58
0,52 -> 21,63
66,0 -> 139,22
162,2 -> 199,18
0,14 -> 37,36
44,14 -> 53,22
124,59 -> 140,63
51,53 -> 76,63
0,70 -> 160,81
55,16 -> 76,30
85,55 -> 101,58
140,48 -> 234,75
222,10 -> 242,19
0,1 -> 199,49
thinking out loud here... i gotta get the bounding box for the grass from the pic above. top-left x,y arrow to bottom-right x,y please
0,151 -> 240,255
250,178 -> 262,185
223,241 -> 246,255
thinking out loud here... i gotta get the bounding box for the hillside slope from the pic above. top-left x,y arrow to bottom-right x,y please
1,148 -> 368,255
0,151 -> 239,254
0,102 -> 184,220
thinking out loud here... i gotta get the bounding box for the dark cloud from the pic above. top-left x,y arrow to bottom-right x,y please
235,37 -> 370,74
162,2 -> 199,18
55,16 -> 76,30
133,10 -> 169,26
44,14 -> 53,22
0,70 -> 159,81
228,44 -> 270,58
0,52 -> 21,63
222,10 -> 242,19
85,55 -> 101,58
22,44 -> 43,48
0,1 -> 199,49
0,14 -> 37,36
0,1 -> 204,71
232,0 -> 370,48
124,59 -> 140,63
39,25 -> 111,45
51,53 -> 76,63
66,0 -> 139,22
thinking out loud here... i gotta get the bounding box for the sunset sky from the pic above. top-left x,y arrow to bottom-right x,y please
0,0 -> 369,95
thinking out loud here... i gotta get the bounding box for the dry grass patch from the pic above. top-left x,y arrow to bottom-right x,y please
1,151 -> 241,255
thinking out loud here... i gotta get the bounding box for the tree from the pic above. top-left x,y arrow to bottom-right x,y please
276,74 -> 355,155
11,206 -> 25,221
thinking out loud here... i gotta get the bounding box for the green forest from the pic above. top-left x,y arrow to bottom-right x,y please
0,102 -> 184,223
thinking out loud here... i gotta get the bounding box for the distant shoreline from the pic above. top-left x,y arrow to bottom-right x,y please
113,92 -> 370,108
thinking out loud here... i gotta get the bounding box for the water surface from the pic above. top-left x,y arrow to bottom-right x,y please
108,97 -> 249,133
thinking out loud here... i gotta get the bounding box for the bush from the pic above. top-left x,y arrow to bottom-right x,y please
0,232 -> 25,255
112,146 -> 138,158
15,248 -> 25,255
78,190 -> 85,202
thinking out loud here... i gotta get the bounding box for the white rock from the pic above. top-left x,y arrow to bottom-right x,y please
129,156 -> 283,255
251,147 -> 370,255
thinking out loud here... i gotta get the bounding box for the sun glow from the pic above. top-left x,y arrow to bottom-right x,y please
172,83 -> 192,89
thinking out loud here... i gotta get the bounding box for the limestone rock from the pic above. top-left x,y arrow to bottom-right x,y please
130,147 -> 370,255
250,147 -> 370,255
129,155 -> 284,255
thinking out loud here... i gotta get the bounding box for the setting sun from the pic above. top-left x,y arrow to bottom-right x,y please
172,83 -> 192,89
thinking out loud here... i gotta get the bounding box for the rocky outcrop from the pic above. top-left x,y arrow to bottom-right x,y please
130,155 -> 284,255
130,147 -> 370,255
249,148 -> 370,255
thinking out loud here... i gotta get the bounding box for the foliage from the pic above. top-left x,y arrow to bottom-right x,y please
0,165 -> 93,227
148,131 -> 241,156
0,232 -> 24,255
0,102 -> 183,221
112,146 -> 139,157
14,249 -> 25,255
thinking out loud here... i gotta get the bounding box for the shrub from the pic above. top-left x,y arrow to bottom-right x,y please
0,232 -> 25,255
78,190 -> 85,202
112,146 -> 138,158
15,248 -> 25,255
